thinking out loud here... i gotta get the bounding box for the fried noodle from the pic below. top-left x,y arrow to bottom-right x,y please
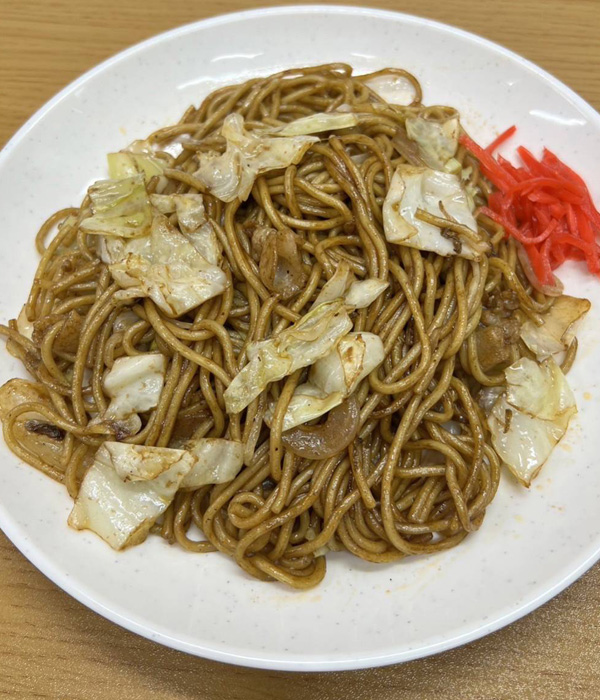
0,64 -> 569,589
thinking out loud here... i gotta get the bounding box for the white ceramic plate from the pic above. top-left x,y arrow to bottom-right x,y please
1,6 -> 600,672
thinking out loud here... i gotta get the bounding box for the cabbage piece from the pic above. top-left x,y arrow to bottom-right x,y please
487,357 -> 577,487
149,193 -> 177,215
520,325 -> 564,359
104,441 -> 186,481
108,215 -> 227,317
345,279 -> 389,309
103,353 -> 167,419
149,193 -> 205,233
312,264 -> 354,307
98,231 -> 153,265
405,115 -> 460,173
364,74 -> 417,105
107,140 -> 170,186
182,222 -> 221,266
504,358 -> 576,421
278,332 -> 385,431
107,152 -> 166,183
276,384 -> 345,432
520,295 -> 591,360
224,300 -> 352,414
488,398 -> 572,487
171,195 -> 206,235
127,139 -> 164,155
180,438 -> 244,489
310,332 -> 385,395
80,174 -> 152,239
149,193 -> 220,264
194,113 -> 318,202
68,442 -> 193,549
382,165 -> 485,259
313,262 -> 388,309
89,353 -> 166,438
275,112 -> 359,136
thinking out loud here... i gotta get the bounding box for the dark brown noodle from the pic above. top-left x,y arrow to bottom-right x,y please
0,64 -> 566,589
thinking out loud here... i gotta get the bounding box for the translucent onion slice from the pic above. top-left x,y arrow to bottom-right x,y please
282,397 -> 360,460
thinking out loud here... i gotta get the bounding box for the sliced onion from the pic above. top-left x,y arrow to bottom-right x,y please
391,126 -> 426,167
281,396 -> 360,460
516,243 -> 564,297
255,227 -> 307,300
32,310 -> 83,354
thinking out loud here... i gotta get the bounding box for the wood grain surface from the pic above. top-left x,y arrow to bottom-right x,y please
1,1 -> 599,698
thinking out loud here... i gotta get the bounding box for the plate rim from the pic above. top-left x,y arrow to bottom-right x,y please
1,4 -> 600,672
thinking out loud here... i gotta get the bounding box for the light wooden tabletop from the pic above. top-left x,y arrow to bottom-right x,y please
1,1 -> 600,698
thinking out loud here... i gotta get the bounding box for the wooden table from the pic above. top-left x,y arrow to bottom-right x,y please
1,1 -> 600,697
